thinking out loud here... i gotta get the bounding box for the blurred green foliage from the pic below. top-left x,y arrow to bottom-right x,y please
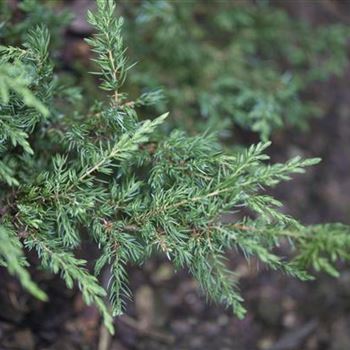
122,0 -> 349,139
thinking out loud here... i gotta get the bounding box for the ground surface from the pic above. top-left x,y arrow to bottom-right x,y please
1,1 -> 350,349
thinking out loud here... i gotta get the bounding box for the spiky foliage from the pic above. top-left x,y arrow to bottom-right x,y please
1,0 -> 350,334
0,0 -> 72,46
122,0 -> 349,139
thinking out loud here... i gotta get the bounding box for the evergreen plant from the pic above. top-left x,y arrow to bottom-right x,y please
0,0 -> 349,334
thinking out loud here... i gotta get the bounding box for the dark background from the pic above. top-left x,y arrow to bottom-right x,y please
1,1 -> 350,349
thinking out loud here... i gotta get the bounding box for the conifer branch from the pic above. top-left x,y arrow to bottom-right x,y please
1,0 -> 350,335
